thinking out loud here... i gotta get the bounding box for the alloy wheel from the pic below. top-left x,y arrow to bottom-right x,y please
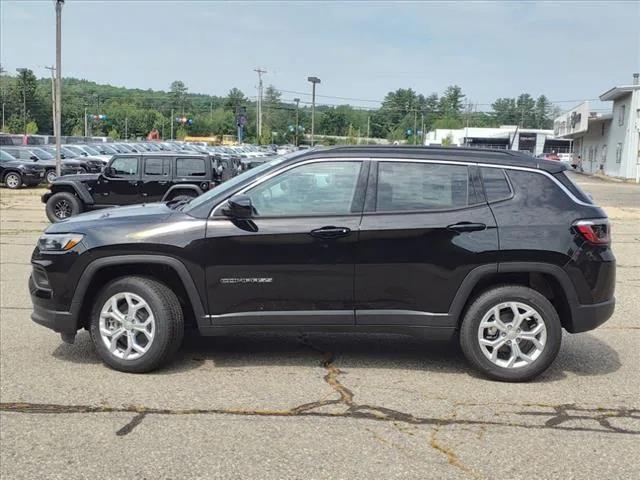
99,292 -> 156,360
46,171 -> 57,183
53,199 -> 72,219
477,301 -> 547,369
5,173 -> 20,188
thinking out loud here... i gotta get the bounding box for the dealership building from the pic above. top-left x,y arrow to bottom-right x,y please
423,125 -> 571,155
553,74 -> 640,181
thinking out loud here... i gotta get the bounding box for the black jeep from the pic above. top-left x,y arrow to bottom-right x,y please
42,153 -> 219,222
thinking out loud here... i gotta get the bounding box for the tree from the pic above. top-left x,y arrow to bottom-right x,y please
25,120 -> 38,134
516,93 -> 536,128
169,80 -> 189,113
534,95 -> 554,129
224,88 -> 247,110
438,85 -> 465,118
492,97 -> 518,125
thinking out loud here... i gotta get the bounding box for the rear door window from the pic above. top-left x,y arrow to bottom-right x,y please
376,162 -> 472,211
480,167 -> 512,202
176,158 -> 206,177
144,157 -> 171,177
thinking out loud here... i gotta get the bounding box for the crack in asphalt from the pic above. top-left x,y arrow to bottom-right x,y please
1,335 -> 639,442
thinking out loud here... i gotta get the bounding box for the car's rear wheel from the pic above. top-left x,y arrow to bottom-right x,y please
45,169 -> 58,183
45,191 -> 83,222
89,276 -> 184,373
4,172 -> 22,189
459,285 -> 562,382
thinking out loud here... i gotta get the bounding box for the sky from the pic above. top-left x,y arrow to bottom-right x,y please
1,0 -> 639,111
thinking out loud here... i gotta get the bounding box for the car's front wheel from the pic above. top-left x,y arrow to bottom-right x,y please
459,285 -> 562,382
89,276 -> 184,373
45,191 -> 83,222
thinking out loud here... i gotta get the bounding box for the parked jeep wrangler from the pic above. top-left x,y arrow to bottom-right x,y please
30,146 -> 615,381
42,153 -> 220,222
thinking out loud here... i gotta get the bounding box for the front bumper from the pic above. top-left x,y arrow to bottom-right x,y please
29,275 -> 78,334
566,298 -> 615,333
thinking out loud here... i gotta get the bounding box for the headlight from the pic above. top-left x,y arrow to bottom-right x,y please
37,233 -> 84,252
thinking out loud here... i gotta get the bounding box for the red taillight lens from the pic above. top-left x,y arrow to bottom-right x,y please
574,219 -> 611,245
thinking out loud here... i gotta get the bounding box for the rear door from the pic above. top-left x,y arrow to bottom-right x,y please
355,160 -> 498,326
141,156 -> 172,202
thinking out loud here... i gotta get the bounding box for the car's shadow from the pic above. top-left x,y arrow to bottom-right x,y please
52,329 -> 621,383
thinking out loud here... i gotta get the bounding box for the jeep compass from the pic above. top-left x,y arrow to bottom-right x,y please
29,146 -> 615,381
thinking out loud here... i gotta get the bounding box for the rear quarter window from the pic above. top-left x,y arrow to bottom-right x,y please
553,171 -> 593,204
176,158 -> 206,177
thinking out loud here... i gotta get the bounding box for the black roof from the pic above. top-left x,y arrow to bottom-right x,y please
298,145 -> 567,174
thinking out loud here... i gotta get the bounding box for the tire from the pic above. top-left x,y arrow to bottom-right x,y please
89,276 -> 184,373
45,191 -> 83,222
459,285 -> 562,382
45,169 -> 58,183
4,172 -> 22,189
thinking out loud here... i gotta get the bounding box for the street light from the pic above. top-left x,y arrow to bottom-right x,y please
307,76 -> 320,147
294,98 -> 300,146
16,68 -> 27,136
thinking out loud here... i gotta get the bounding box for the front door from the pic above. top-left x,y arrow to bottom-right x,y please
93,156 -> 141,206
141,156 -> 172,202
204,159 -> 367,326
355,160 -> 498,326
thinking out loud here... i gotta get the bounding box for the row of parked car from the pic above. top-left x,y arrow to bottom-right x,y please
0,141 -> 290,190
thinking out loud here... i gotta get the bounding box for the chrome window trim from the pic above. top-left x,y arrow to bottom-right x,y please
209,156 -> 594,216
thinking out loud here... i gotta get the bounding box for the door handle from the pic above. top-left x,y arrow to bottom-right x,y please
310,226 -> 351,239
158,181 -> 168,185
142,193 -> 148,197
446,222 -> 486,232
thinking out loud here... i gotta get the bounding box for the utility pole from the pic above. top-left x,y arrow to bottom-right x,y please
45,66 -> 56,137
366,116 -> 370,144
307,76 -> 321,146
84,106 -> 88,137
413,109 -> 417,145
294,98 -> 300,146
0,65 -> 6,132
54,0 -> 64,176
254,68 -> 266,143
16,68 -> 27,137
170,108 -> 174,140
125,116 -> 128,139
421,113 -> 425,146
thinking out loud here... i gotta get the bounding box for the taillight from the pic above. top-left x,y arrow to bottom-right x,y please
574,219 -> 611,245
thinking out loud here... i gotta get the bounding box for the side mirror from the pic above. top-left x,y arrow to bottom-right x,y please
223,194 -> 253,219
30,155 -> 38,161
103,166 -> 115,177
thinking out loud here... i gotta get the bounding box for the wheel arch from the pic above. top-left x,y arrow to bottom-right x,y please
71,255 -> 206,331
449,262 -> 578,331
161,184 -> 203,202
50,181 -> 94,204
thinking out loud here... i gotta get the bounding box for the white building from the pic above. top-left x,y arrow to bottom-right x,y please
423,125 -> 571,156
553,74 -> 640,181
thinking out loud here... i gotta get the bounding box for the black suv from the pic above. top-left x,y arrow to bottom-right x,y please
42,153 -> 218,222
1,149 -> 46,188
29,146 -> 615,381
2,146 -> 82,183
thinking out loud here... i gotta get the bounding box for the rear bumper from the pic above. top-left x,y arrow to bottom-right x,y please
566,298 -> 615,333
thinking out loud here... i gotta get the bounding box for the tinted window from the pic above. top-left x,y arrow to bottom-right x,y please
376,162 -> 470,211
246,161 -> 362,216
176,158 -> 205,177
144,158 -> 171,176
110,157 -> 139,176
480,167 -> 511,202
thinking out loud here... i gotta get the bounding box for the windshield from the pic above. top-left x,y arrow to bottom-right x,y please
82,145 -> 101,155
31,148 -> 54,160
183,154 -> 295,213
0,149 -> 16,161
64,145 -> 84,155
100,144 -> 118,154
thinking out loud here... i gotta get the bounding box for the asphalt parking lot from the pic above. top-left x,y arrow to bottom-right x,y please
1,173 -> 638,480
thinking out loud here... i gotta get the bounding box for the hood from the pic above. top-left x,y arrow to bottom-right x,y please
46,202 -> 175,234
54,173 -> 101,183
